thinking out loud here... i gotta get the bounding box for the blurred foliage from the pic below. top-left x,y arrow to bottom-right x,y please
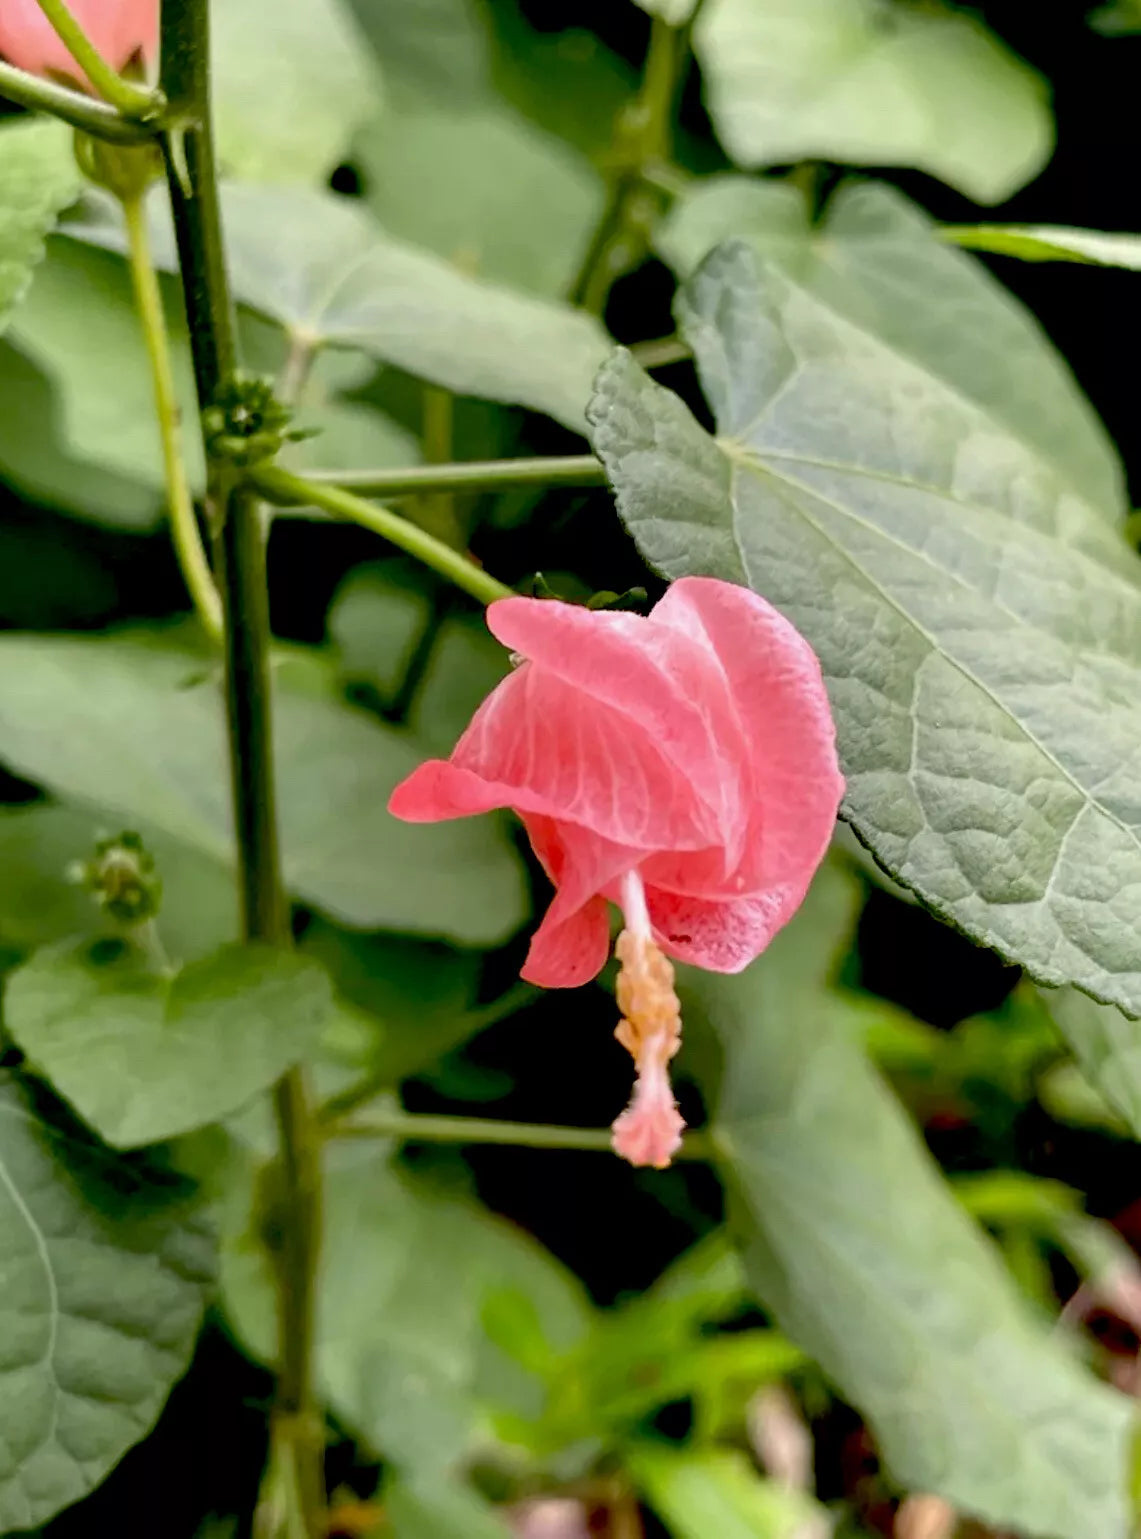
0,3 -> 1140,1539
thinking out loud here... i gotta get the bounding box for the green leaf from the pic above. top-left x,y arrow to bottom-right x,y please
384,1478 -> 513,1539
0,118 -> 78,335
345,0 -> 488,107
944,224 -> 1141,268
628,1445 -> 823,1539
0,1072 -> 212,1530
693,0 -> 1052,204
214,185 -> 610,431
588,242 -> 1141,1018
630,0 -> 698,21
690,869 -> 1135,1538
0,632 -> 527,945
220,1145 -> 587,1474
355,97 -> 604,297
0,802 -> 236,961
1041,987 -> 1141,1140
655,179 -> 1124,516
213,0 -> 382,186
5,939 -> 331,1148
300,918 -> 529,1087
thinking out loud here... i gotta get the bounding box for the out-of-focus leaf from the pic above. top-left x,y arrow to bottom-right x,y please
69,186 -> 610,432
1042,987 -> 1141,1140
300,917 -> 531,1087
220,1143 -> 587,1475
213,0 -> 382,185
329,564 -> 508,752
693,0 -> 1052,204
589,242 -> 1141,1016
1090,0 -> 1141,35
629,0 -> 697,21
6,939 -> 331,1148
355,98 -> 604,297
656,178 -> 1124,515
0,1073 -> 213,1531
0,632 -> 527,944
628,1445 -> 824,1539
0,117 -> 78,334
943,224 -> 1141,268
385,1478 -> 513,1539
0,802 -> 236,960
692,867 -> 1135,1538
345,0 -> 487,106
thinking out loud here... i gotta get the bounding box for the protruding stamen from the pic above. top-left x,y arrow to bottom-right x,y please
611,870 -> 685,1169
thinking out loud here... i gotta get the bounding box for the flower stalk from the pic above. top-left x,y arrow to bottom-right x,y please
32,0 -> 160,116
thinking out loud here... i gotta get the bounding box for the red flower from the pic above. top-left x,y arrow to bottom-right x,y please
0,0 -> 157,90
390,577 -> 844,1167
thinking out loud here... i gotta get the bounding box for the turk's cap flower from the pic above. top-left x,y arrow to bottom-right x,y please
0,0 -> 158,91
389,575 -> 844,1167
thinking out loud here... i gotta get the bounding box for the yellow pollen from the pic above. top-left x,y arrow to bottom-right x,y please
613,929 -> 682,1066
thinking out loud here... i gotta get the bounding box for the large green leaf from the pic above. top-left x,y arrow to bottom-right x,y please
685,866 -> 1135,1538
220,1144 -> 587,1474
944,224 -> 1141,268
0,633 -> 526,945
70,186 -> 609,433
355,97 -> 604,297
656,179 -> 1124,516
0,118 -> 78,334
345,0 -> 487,107
214,185 -> 610,431
588,242 -> 1141,1018
384,1479 -> 512,1539
693,0 -> 1052,204
0,1073 -> 213,1530
0,802 -> 236,961
5,939 -> 331,1148
213,0 -> 382,186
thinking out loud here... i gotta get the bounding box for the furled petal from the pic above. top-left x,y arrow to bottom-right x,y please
0,0 -> 157,85
446,657 -> 722,851
487,596 -> 751,857
653,578 -> 843,893
519,814 -> 638,987
645,884 -> 803,972
523,895 -> 611,988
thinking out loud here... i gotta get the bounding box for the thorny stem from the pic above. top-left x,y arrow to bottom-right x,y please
121,190 -> 223,642
327,1106 -> 716,1160
159,5 -> 324,1535
304,454 -> 608,499
32,0 -> 160,117
0,58 -> 152,140
251,464 -> 515,607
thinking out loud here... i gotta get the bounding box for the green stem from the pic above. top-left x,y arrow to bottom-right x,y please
251,464 -> 514,607
304,454 -> 608,499
159,8 -> 324,1536
327,1106 -> 716,1160
32,0 -> 160,117
122,190 -> 223,643
0,58 -> 151,140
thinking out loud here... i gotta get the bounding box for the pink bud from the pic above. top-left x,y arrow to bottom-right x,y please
0,0 -> 158,92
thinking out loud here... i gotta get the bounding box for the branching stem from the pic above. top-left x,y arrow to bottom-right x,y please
31,0 -> 160,117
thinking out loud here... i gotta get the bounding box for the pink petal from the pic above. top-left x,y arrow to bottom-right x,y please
445,659 -> 722,851
653,578 -> 844,893
519,815 -> 638,988
487,596 -> 750,856
522,894 -> 611,988
0,0 -> 157,84
645,884 -> 804,972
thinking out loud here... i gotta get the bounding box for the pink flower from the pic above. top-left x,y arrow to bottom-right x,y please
0,0 -> 157,91
389,576 -> 843,1166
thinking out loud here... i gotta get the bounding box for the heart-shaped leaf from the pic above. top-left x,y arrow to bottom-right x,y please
5,939 -> 332,1148
693,0 -> 1051,203
588,242 -> 1141,1018
0,1073 -> 213,1530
